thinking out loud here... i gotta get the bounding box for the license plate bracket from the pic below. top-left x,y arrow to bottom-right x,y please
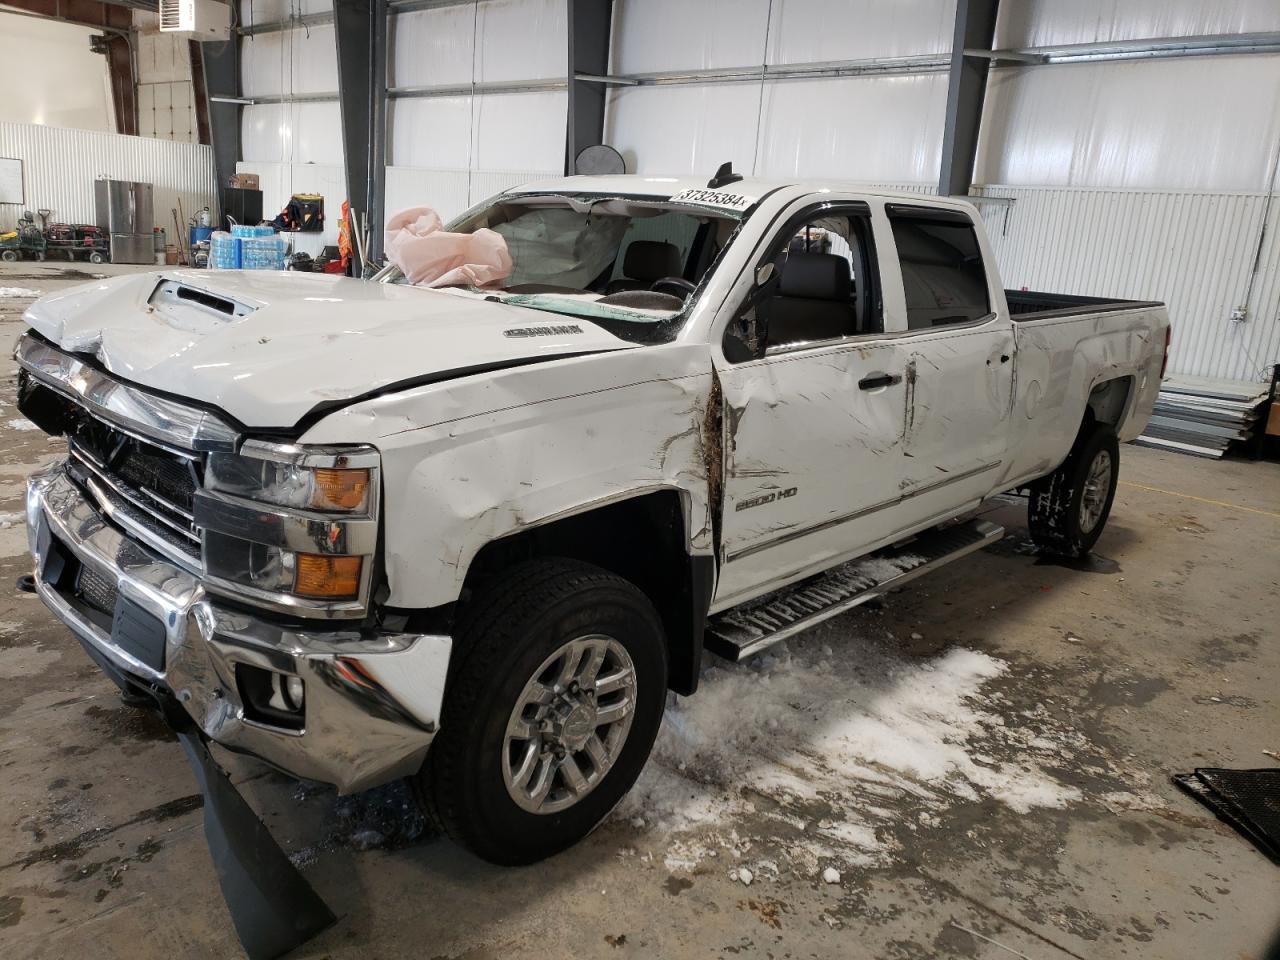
111,595 -> 167,672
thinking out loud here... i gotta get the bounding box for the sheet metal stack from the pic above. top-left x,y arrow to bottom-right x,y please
1136,376 -> 1271,458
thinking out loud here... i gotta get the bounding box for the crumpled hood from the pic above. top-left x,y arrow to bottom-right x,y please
22,269 -> 634,428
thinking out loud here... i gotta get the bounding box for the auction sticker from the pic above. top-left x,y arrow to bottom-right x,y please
669,188 -> 758,213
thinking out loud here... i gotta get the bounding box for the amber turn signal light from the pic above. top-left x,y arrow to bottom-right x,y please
311,467 -> 370,511
293,554 -> 362,599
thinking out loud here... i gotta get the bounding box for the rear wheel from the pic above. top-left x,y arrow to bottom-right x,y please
1028,422 -> 1120,558
419,557 -> 667,865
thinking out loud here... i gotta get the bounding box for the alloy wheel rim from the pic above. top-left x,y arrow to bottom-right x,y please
501,634 -> 637,814
1079,449 -> 1113,533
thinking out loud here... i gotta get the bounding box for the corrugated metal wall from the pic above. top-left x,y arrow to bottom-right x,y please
976,185 -> 1280,383
599,0 -> 1280,384
0,122 -> 217,234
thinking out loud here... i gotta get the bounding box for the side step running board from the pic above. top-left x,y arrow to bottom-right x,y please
704,519 -> 1004,662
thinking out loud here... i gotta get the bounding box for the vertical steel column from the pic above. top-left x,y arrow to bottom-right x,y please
334,0 -> 388,273
369,0 -> 388,262
566,0 -> 613,174
201,34 -> 241,220
938,0 -> 999,197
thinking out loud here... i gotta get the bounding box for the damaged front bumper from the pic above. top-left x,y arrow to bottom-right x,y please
26,463 -> 451,794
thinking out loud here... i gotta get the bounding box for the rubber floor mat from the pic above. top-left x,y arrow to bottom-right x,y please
1174,767 -> 1280,865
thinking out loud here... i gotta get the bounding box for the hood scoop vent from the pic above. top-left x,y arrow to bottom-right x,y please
149,278 -> 256,323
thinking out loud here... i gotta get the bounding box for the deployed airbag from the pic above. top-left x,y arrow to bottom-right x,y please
385,206 -> 513,288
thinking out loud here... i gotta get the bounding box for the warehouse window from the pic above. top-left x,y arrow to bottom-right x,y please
888,209 -> 990,329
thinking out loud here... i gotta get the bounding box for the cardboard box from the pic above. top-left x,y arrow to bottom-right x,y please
228,173 -> 260,190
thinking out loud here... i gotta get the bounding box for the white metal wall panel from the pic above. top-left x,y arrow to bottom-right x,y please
472,91 -> 567,170
475,0 -> 567,82
391,0 -> 566,88
995,0 -> 1280,48
610,0 -> 771,74
242,101 -> 344,165
391,5 -> 477,88
975,185 -> 1280,383
605,83 -> 761,176
390,97 -> 474,169
767,0 -> 954,64
241,0 -> 330,26
241,23 -> 338,97
755,74 -> 947,183
390,92 -> 565,171
0,121 -> 216,233
384,166 -> 552,223
975,56 -> 1280,192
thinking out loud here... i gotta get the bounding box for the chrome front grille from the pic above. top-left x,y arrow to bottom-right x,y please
66,426 -> 203,571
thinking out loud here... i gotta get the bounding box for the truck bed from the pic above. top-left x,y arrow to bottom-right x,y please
1006,289 -> 1163,321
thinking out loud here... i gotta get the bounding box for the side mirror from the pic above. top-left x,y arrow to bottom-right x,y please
755,262 -> 776,287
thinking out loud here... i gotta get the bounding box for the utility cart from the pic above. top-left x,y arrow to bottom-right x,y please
0,213 -> 47,261
44,223 -> 109,264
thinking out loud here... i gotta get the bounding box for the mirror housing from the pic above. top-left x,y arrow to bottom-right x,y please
755,262 -> 776,287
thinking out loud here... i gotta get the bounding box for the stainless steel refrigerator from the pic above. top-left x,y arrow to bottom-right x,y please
94,178 -> 155,264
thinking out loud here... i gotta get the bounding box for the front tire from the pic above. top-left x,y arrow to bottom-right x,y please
1028,422 -> 1120,558
419,558 -> 667,865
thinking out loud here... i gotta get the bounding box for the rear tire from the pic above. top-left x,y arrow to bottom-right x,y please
418,558 -> 667,865
1028,422 -> 1120,558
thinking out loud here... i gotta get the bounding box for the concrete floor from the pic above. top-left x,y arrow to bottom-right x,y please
1,262 -> 1278,959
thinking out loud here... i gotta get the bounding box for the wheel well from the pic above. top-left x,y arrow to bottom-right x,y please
461,492 -> 712,696
1086,377 -> 1133,429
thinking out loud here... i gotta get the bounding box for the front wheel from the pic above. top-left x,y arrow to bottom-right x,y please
1028,422 -> 1120,558
0,250 -> 16,262
419,558 -> 668,865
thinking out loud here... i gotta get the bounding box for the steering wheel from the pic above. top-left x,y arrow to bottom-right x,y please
650,276 -> 696,298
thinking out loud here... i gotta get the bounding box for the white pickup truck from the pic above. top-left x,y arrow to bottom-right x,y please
18,173 -> 1169,865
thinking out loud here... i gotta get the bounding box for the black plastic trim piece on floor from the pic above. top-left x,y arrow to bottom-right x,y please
69,630 -> 335,958
1174,767 -> 1280,866
176,726 -> 337,958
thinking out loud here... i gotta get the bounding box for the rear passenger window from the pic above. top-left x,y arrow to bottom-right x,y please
888,211 -> 990,329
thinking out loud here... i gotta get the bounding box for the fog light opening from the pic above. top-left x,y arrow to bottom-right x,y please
236,663 -> 306,732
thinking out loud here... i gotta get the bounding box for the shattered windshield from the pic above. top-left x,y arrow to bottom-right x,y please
381,193 -> 749,338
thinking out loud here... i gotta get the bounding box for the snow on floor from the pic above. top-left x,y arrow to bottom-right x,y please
7,418 -> 39,431
621,624 -> 1096,879
0,287 -> 42,298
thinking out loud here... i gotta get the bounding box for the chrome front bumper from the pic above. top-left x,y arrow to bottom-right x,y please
26,463 -> 452,794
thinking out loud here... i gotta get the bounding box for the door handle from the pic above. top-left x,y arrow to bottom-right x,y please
858,372 -> 902,390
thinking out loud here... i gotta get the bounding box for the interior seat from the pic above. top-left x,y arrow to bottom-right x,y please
766,252 -> 855,347
606,240 -> 683,294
